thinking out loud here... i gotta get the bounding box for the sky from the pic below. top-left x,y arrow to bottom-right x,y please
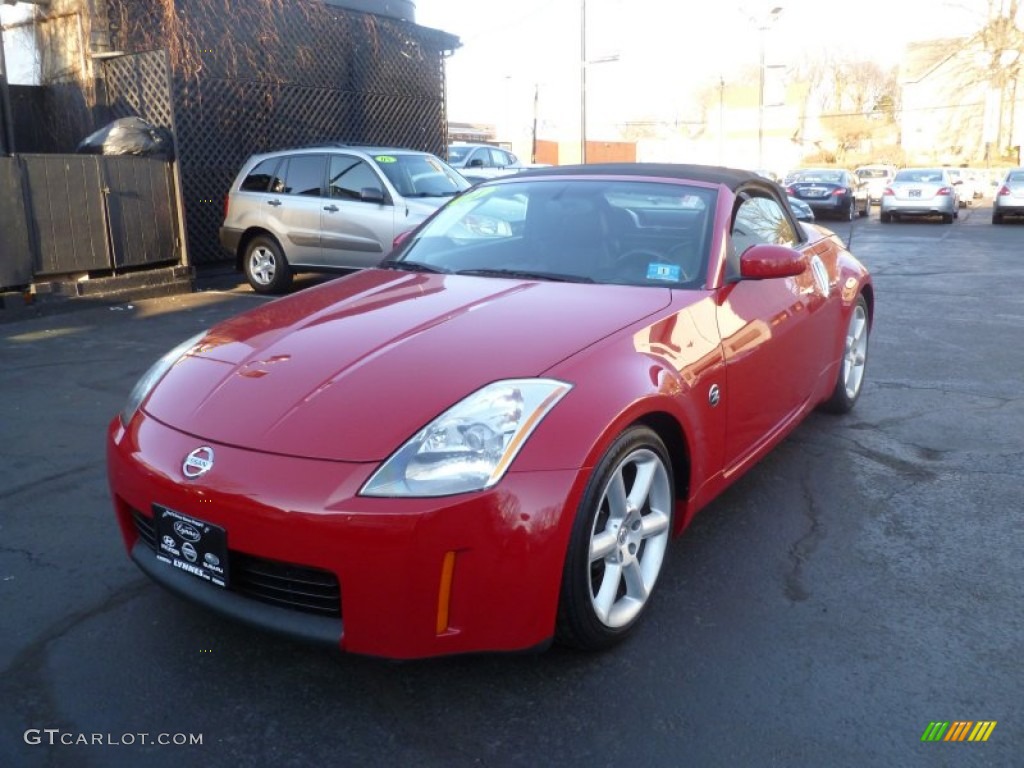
416,0 -> 985,138
1,0 -> 989,133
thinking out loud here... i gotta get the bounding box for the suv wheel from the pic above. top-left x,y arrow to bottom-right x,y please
244,236 -> 293,294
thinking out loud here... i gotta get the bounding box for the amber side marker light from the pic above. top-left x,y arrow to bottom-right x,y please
436,551 -> 457,635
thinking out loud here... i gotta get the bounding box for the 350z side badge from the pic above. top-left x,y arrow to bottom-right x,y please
708,384 -> 721,407
182,446 -> 215,479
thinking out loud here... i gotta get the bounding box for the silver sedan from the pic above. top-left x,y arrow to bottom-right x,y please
992,168 -> 1024,224
880,168 -> 959,224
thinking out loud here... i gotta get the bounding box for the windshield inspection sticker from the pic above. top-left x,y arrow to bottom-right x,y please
647,263 -> 682,282
374,155 -> 397,163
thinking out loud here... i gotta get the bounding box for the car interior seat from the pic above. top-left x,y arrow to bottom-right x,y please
526,194 -> 612,278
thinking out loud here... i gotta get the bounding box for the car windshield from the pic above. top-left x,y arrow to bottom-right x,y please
792,170 -> 842,183
387,178 -> 715,288
857,169 -> 890,179
372,153 -> 470,198
446,145 -> 473,164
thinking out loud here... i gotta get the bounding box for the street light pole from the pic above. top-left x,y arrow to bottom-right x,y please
756,6 -> 783,169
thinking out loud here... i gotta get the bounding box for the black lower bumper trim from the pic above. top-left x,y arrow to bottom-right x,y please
131,540 -> 343,648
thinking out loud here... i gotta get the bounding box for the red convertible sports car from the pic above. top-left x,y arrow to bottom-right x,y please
108,164 -> 873,659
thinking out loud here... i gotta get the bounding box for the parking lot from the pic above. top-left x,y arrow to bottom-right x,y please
1,201 -> 1021,767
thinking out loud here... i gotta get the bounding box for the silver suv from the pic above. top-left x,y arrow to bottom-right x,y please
220,145 -> 470,293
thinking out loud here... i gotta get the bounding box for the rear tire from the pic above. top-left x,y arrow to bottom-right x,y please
880,211 -> 891,223
243,235 -> 293,294
941,213 -> 953,224
992,212 -> 1003,224
557,426 -> 674,651
859,197 -> 869,217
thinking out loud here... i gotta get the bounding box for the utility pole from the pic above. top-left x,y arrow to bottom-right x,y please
580,0 -> 586,163
531,82 -> 538,164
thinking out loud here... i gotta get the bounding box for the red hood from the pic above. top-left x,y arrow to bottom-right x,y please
144,269 -> 670,461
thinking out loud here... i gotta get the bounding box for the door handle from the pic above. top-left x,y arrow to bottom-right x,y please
267,199 -> 282,207
323,204 -> 339,212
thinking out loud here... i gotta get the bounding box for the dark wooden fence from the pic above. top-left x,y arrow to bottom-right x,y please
0,154 -> 181,290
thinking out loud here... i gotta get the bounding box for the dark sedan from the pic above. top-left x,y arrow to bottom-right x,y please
787,169 -> 869,221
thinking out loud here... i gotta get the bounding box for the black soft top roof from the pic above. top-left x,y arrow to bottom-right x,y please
510,163 -> 766,192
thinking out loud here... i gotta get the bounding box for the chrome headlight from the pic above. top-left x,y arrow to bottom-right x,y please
120,331 -> 207,426
361,379 -> 572,497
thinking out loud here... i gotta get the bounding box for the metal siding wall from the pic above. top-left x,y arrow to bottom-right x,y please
0,158 -> 34,290
22,155 -> 111,275
103,156 -> 178,268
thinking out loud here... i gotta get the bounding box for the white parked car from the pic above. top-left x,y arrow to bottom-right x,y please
944,168 -> 978,206
879,168 -> 959,224
447,143 -> 523,182
854,164 -> 897,204
992,167 -> 1024,224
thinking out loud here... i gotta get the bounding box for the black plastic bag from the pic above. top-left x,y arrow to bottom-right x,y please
76,117 -> 175,160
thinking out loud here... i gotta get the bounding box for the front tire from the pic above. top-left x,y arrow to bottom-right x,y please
557,426 -> 674,651
243,235 -> 293,294
820,295 -> 870,414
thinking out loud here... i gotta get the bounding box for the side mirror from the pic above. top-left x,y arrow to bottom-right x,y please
392,229 -> 413,249
739,243 -> 807,279
468,158 -> 485,168
360,186 -> 386,204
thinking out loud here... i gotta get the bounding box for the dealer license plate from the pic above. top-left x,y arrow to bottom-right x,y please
153,504 -> 229,587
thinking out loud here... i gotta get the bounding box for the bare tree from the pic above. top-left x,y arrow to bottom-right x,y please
941,0 -> 1023,161
787,51 -> 899,164
975,0 -> 1022,160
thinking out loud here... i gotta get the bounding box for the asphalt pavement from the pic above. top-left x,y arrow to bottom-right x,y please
1,201 -> 1022,767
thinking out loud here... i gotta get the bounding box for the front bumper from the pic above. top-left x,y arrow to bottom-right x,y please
108,414 -> 583,659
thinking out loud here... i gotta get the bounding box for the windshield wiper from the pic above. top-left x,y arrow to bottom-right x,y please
455,268 -> 594,283
379,259 -> 449,274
